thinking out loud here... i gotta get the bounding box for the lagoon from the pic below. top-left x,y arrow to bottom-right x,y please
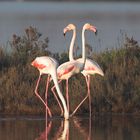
0,115 -> 140,140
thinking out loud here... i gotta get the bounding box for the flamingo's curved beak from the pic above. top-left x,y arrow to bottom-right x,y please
90,25 -> 97,34
63,27 -> 69,36
95,29 -> 98,36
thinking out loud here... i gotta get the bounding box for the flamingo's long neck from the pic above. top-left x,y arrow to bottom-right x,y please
81,27 -> 86,66
69,28 -> 76,61
51,70 -> 69,120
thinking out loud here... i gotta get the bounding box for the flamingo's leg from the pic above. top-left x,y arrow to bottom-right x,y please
45,75 -> 51,101
35,75 -> 52,117
66,79 -> 69,113
45,75 -> 52,118
51,80 -> 64,115
70,76 -> 89,117
87,75 -> 91,118
70,95 -> 88,117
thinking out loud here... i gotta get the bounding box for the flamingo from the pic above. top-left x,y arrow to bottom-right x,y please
50,24 -> 77,116
64,23 -> 104,117
52,23 -> 97,115
31,56 -> 69,120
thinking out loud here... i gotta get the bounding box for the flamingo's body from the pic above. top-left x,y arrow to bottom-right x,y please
57,60 -> 84,80
31,56 -> 69,120
81,59 -> 104,76
64,23 -> 104,117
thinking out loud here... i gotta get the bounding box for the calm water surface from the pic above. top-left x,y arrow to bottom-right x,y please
0,115 -> 140,140
0,2 -> 140,53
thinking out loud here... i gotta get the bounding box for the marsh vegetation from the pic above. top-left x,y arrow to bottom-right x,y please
0,27 -> 139,115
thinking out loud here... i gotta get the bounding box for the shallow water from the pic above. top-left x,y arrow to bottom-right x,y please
0,2 -> 140,53
0,115 -> 140,140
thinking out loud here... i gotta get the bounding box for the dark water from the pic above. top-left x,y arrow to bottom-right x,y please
0,115 -> 140,140
0,2 -> 140,53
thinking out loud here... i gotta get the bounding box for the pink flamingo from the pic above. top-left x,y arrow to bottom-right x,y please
52,23 -> 97,115
64,23 -> 104,117
50,24 -> 77,116
31,56 -> 69,120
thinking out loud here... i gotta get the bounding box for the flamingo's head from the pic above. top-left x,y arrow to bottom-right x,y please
31,57 -> 39,68
31,59 -> 37,67
83,23 -> 97,35
63,23 -> 76,36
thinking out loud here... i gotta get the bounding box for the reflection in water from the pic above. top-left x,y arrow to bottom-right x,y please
57,120 -> 69,140
73,117 -> 91,140
35,119 -> 69,140
35,116 -> 91,140
35,121 -> 52,140
0,116 -> 45,140
0,115 -> 140,140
